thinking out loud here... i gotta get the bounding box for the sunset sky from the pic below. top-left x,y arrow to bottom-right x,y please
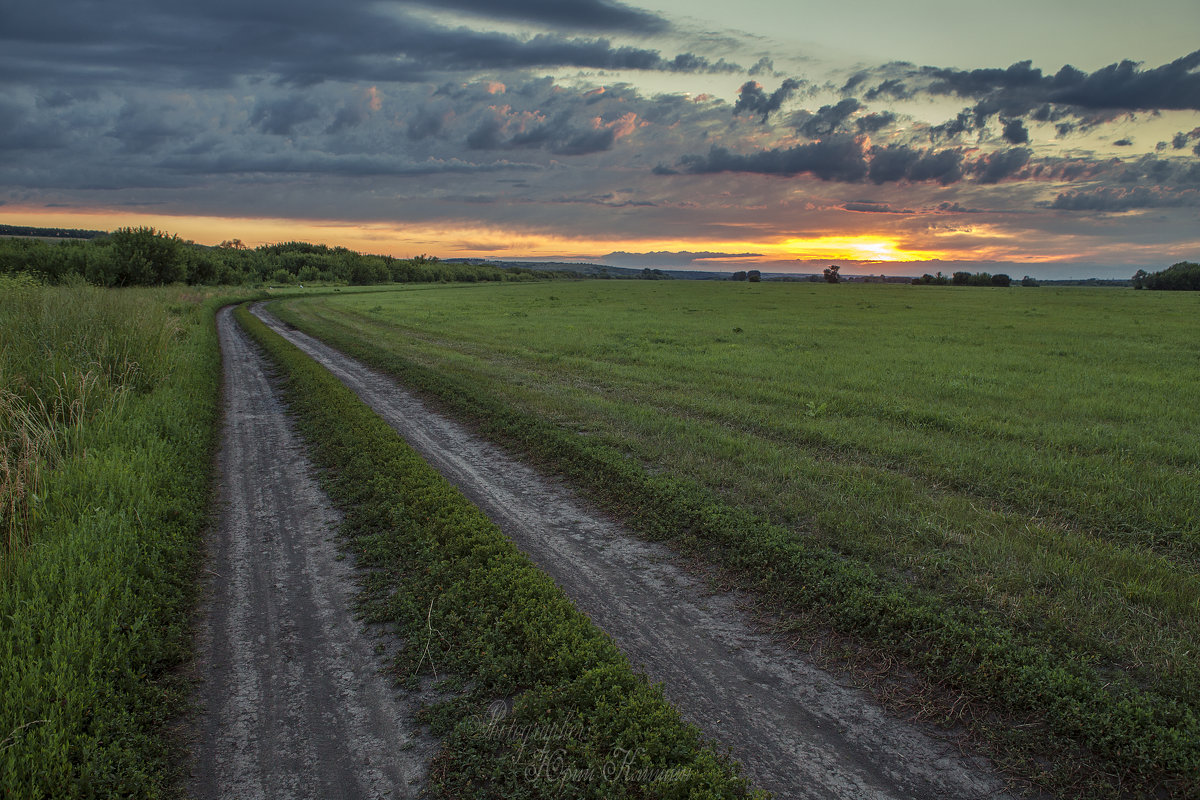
2,0 -> 1198,276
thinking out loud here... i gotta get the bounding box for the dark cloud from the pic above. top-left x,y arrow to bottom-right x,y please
1001,117 -> 1029,144
855,112 -> 895,134
853,50 -> 1200,140
867,145 -> 963,185
1113,138 -> 1133,146
913,52 -> 1200,111
156,151 -> 538,177
747,58 -> 777,77
678,137 -> 869,182
0,2 -> 733,92
510,117 -> 618,155
250,96 -> 322,136
842,201 -> 913,214
1049,186 -> 1200,210
796,99 -> 862,138
733,79 -> 802,123
0,96 -> 71,151
674,137 -> 1048,187
1048,51 -> 1200,110
468,106 -> 634,156
930,112 -> 973,141
400,0 -> 669,32
407,108 -> 449,141
1171,127 -> 1200,152
936,201 -> 984,213
108,103 -> 195,153
467,117 -> 506,150
971,147 -> 1031,183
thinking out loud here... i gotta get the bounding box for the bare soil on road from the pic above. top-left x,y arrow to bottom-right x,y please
253,302 -> 1019,800
188,308 -> 434,800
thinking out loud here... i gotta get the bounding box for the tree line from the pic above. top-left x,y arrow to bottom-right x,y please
1132,262 -> 1200,290
911,271 -> 1021,286
0,227 -> 570,287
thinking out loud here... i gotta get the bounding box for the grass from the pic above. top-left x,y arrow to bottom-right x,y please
0,278 -> 262,798
234,302 -> 761,799
270,280 -> 1200,798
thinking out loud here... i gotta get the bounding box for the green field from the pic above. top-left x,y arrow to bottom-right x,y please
274,281 -> 1200,796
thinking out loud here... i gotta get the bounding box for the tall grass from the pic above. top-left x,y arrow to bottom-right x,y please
1,274 -> 180,561
0,279 -> 261,797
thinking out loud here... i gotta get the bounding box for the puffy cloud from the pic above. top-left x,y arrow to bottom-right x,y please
678,137 -> 870,182
400,0 -> 669,32
855,112 -> 896,134
795,99 -> 862,138
0,1 -> 735,93
466,103 -> 641,155
250,96 -> 322,136
1001,117 -> 1029,144
733,79 -> 803,123
867,145 -> 963,185
971,147 -> 1031,183
1050,186 -> 1200,210
842,201 -> 913,214
850,50 -> 1200,141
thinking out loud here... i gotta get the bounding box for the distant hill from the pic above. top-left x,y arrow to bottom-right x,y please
444,258 -> 927,282
0,224 -> 107,240
444,258 -> 735,280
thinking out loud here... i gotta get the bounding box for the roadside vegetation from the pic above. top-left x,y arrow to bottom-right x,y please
0,276 -> 261,797
234,303 -> 761,799
271,281 -> 1200,798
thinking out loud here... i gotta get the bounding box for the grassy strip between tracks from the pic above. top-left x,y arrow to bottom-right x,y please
235,303 -> 761,799
0,281 -> 264,798
269,296 -> 1200,799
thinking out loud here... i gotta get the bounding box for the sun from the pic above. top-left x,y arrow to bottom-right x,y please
777,236 -> 943,262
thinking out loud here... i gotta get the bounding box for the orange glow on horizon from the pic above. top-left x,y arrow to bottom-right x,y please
0,206 -> 1101,271
775,236 -> 943,263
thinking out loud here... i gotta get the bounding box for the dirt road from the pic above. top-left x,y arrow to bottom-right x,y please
188,308 -> 434,800
253,303 -> 1017,800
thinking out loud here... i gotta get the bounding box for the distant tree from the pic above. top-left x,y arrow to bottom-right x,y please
1021,275 -> 1039,287
731,270 -> 748,281
218,238 -> 248,250
1131,268 -> 1149,289
1137,261 -> 1200,290
952,271 -> 970,286
823,265 -> 841,283
747,269 -> 761,282
639,267 -> 668,280
992,273 -> 1012,287
912,272 -> 949,286
106,226 -> 186,286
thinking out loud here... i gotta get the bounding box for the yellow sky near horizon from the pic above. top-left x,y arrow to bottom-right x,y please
7,206 -> 1196,275
0,206 -> 1087,268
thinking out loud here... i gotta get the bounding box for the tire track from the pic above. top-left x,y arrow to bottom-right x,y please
188,308 -> 433,800
253,302 -> 1017,800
